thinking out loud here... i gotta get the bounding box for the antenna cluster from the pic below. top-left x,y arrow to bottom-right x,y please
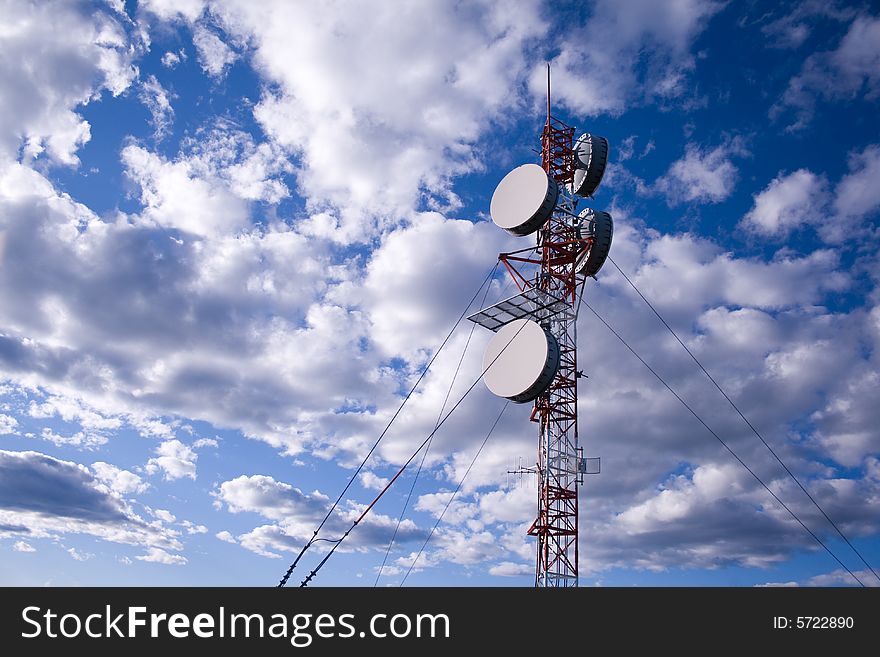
466,65 -> 612,586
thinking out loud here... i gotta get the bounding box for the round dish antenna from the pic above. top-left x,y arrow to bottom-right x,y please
490,164 -> 559,236
483,318 -> 560,403
569,133 -> 608,198
575,209 -> 613,276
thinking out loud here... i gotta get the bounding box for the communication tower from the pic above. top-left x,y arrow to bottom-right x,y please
468,67 -> 612,587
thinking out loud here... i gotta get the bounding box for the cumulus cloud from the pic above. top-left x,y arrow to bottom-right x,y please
202,0 -> 548,239
121,122 -> 293,236
146,440 -> 198,480
807,568 -> 880,587
122,143 -> 250,237
774,13 -> 880,130
0,0 -> 878,587
0,0 -> 138,165
0,413 -> 18,435
92,461 -> 149,495
140,0 -> 206,23
152,508 -> 176,523
584,457 -> 880,573
136,547 -> 187,565
192,25 -> 237,77
831,144 -> 880,230
361,213 -> 515,358
180,520 -> 208,534
0,449 -> 181,553
215,474 -> 427,558
215,530 -> 236,543
0,160 -> 361,457
740,145 -> 880,243
741,169 -> 827,236
0,450 -> 126,521
488,561 -> 531,577
359,471 -> 390,491
655,140 -> 745,206
160,50 -> 185,68
28,395 -> 122,442
13,540 -> 35,552
536,0 -> 723,115
352,209 -> 878,581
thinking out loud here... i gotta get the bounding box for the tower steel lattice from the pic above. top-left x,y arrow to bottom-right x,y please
477,67 -> 603,587
527,112 -> 581,587
494,109 -> 587,587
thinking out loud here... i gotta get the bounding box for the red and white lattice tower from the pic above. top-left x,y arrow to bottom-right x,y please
528,105 -> 581,587
469,67 -> 611,587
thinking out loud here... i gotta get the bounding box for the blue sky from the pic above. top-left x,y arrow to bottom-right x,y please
1,0 -> 879,587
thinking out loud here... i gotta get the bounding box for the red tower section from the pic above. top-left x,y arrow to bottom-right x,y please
527,112 -> 582,587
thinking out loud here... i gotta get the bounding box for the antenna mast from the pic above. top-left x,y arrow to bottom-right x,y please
547,63 -> 551,126
530,65 -> 581,586
469,64 -> 611,587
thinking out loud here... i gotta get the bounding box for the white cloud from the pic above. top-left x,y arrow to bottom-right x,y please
0,162 -> 344,457
181,520 -> 208,534
810,372 -> 880,467
807,568 -> 880,587
193,437 -> 218,449
740,145 -> 880,243
205,0 -> 547,239
2,143 -> 874,581
215,474 -> 426,558
217,474 -> 328,523
361,213 -> 515,357
122,122 -> 293,236
0,0 -> 138,165
759,2 -> 856,50
535,0 -> 723,115
359,471 -> 389,491
152,508 -> 176,523
1,0 -> 879,586
136,547 -> 188,565
29,395 -> 122,434
160,50 -> 185,68
181,125 -> 293,203
135,420 -> 176,440
655,141 -> 744,205
488,561 -> 531,577
122,143 -> 250,237
428,528 -> 499,566
38,428 -> 108,449
13,540 -> 35,553
618,136 -> 637,162
618,463 -> 751,532
0,413 -> 17,434
0,450 -> 180,553
832,144 -> 880,225
67,547 -> 94,561
756,580 -> 799,587
628,233 -> 848,313
775,14 -> 880,130
741,169 -> 827,236
92,462 -> 149,495
146,439 -> 198,480
192,25 -> 237,77
139,75 -> 174,141
215,530 -> 236,543
140,0 -> 206,22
